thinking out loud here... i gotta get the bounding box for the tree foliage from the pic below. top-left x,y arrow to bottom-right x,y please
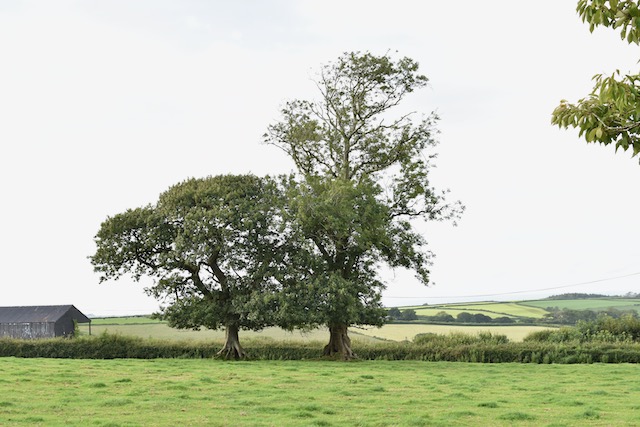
90,175 -> 288,359
265,51 -> 462,358
552,0 -> 640,159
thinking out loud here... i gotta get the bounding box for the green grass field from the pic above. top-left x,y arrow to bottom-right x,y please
1,357 -> 639,426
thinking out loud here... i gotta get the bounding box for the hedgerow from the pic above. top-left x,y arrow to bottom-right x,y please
2,332 -> 640,363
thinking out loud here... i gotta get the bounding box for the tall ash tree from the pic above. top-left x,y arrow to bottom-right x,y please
90,174 -> 288,359
265,52 -> 462,358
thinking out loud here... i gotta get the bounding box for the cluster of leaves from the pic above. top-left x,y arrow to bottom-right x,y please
577,0 -> 640,43
552,0 -> 640,159
553,71 -> 640,156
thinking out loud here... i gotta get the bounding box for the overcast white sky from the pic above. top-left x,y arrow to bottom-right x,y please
1,1 -> 639,316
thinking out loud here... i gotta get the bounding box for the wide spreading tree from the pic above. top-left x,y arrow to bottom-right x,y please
265,52 -> 462,358
90,174 -> 288,359
552,0 -> 640,159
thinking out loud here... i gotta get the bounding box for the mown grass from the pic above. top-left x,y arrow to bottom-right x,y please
1,358 -> 639,426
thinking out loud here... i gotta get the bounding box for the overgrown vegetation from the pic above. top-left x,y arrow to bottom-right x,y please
525,314 -> 640,344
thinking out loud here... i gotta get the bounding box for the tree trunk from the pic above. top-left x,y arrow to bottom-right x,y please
217,325 -> 246,360
323,323 -> 356,359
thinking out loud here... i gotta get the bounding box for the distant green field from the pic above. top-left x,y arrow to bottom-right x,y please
89,316 -> 163,325
521,298 -> 640,311
2,358 -> 640,426
409,307 -> 516,319
404,302 -> 549,319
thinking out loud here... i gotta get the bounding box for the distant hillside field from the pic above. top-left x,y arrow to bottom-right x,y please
401,297 -> 640,321
520,298 -> 640,312
405,302 -> 548,319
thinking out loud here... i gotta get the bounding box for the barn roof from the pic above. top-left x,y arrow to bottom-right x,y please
0,305 -> 91,324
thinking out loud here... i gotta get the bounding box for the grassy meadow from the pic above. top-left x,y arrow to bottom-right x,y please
1,357 -> 639,426
79,318 -> 550,343
79,322 -> 379,344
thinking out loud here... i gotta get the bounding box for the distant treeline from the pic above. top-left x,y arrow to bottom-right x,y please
387,308 -> 515,325
546,292 -> 640,300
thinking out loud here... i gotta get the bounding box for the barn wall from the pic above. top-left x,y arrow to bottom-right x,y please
54,312 -> 77,337
0,322 -> 55,339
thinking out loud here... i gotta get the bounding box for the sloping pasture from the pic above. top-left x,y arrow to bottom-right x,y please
521,298 -> 640,312
406,302 -> 548,319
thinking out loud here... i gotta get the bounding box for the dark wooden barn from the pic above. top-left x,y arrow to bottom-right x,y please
0,305 -> 91,339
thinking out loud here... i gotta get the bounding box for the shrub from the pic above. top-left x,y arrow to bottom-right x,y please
578,314 -> 640,342
523,327 -> 583,343
400,309 -> 418,321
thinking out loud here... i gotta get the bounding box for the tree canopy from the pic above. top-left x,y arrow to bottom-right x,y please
265,51 -> 462,358
90,174 -> 288,359
552,0 -> 640,159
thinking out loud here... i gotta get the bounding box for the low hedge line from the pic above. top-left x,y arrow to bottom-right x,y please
2,333 -> 640,363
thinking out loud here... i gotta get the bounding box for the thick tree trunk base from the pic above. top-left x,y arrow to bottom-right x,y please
216,325 -> 246,360
323,323 -> 356,360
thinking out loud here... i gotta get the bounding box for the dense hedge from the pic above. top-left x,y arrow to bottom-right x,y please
2,333 -> 640,363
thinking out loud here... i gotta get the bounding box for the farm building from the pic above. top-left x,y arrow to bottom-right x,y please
0,305 -> 91,339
